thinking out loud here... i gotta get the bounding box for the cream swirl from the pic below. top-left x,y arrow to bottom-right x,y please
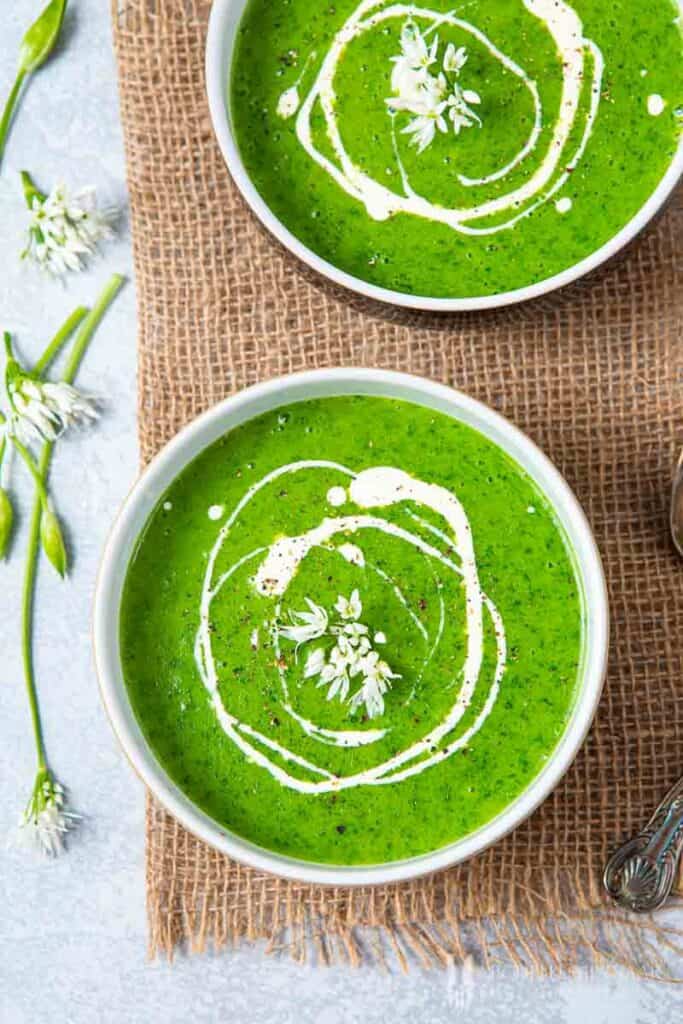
194,461 -> 507,793
278,0 -> 604,235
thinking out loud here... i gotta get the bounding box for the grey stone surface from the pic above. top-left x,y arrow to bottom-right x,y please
0,3 -> 680,1021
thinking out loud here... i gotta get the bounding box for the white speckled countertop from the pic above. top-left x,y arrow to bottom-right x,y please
0,3 -> 680,1020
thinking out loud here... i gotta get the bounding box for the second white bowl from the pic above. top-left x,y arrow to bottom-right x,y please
94,368 -> 609,885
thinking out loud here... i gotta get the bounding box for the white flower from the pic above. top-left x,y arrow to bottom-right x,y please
319,661 -> 339,683
317,643 -> 354,701
446,87 -> 482,135
343,621 -> 369,641
388,59 -> 450,153
389,71 -> 450,152
333,633 -> 352,657
348,639 -> 370,675
385,23 -> 482,153
304,647 -> 326,678
15,769 -> 79,857
279,598 -> 328,645
349,654 -> 401,719
401,109 -> 448,153
281,589 -> 400,717
443,43 -> 467,74
7,374 -> 98,444
319,661 -> 350,702
388,63 -> 446,109
21,181 -> 113,278
335,589 -> 362,621
390,19 -> 438,95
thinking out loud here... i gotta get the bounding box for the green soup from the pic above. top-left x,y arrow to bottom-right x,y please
120,397 -> 584,864
230,0 -> 682,299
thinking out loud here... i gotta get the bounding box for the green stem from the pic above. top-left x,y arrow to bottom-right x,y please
0,412 -> 5,483
62,274 -> 125,384
11,438 -> 48,506
22,453 -> 49,769
20,273 -> 125,772
0,69 -> 27,164
33,306 -> 88,378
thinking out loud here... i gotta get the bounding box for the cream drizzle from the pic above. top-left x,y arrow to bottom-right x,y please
337,541 -> 365,566
290,0 -> 603,235
194,461 -> 507,792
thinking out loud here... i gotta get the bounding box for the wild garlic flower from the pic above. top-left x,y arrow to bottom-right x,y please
21,174 -> 113,278
4,335 -> 97,444
304,646 -> 327,679
446,84 -> 482,135
349,651 -> 401,719
443,42 -> 468,75
385,20 -> 482,153
390,19 -> 439,95
281,590 -> 401,718
334,588 -> 362,621
340,620 -> 369,641
8,374 -> 97,444
16,768 -> 79,856
279,597 -> 329,645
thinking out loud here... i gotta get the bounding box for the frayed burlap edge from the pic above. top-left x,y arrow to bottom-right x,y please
144,788 -> 683,976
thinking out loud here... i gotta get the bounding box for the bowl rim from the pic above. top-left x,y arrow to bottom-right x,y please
94,367 -> 609,886
205,0 -> 683,313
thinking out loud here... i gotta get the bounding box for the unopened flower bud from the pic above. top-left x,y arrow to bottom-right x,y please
0,487 -> 13,558
40,500 -> 67,577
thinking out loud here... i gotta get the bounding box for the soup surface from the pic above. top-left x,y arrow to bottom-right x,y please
121,397 -> 585,864
230,0 -> 682,298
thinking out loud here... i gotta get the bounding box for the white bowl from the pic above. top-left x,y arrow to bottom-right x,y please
205,0 -> 683,312
95,368 -> 609,885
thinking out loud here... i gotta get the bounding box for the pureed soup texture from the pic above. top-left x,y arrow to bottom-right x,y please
121,397 -> 584,864
230,0 -> 683,298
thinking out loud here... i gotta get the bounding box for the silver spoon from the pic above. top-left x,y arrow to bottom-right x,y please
603,451 -> 683,912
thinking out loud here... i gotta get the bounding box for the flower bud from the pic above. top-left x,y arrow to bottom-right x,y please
40,501 -> 67,577
18,0 -> 67,75
0,487 -> 13,558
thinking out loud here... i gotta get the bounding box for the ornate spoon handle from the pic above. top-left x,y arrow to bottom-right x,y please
603,777 -> 683,912
671,449 -> 683,557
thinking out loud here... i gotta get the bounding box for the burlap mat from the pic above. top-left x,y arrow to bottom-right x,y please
112,0 -> 683,973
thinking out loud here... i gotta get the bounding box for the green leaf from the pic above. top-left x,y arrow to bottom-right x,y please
40,501 -> 67,577
0,488 -> 13,559
18,0 -> 68,74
